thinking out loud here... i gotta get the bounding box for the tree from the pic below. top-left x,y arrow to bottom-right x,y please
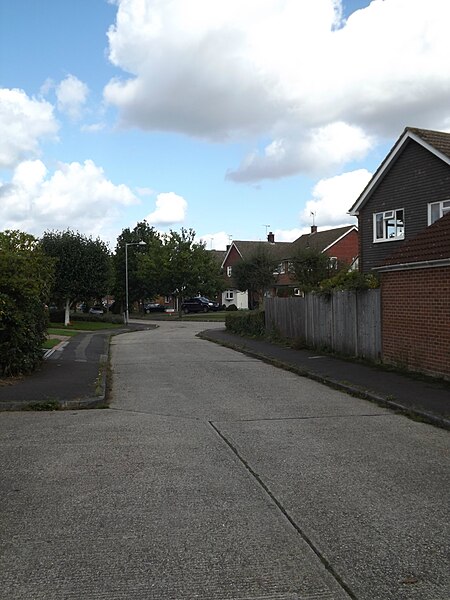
292,247 -> 330,292
113,221 -> 163,313
41,230 -> 111,326
232,247 -> 276,309
0,230 -> 54,376
161,228 -> 223,309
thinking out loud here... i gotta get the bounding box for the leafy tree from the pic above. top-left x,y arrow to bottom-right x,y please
292,247 -> 330,292
0,230 -> 54,376
113,221 -> 163,313
232,247 -> 276,309
41,230 -> 111,325
161,228 -> 223,309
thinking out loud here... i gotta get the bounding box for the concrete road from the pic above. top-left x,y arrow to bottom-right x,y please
0,321 -> 449,600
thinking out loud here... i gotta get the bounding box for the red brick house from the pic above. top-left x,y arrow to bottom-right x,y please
375,213 -> 450,380
221,226 -> 358,308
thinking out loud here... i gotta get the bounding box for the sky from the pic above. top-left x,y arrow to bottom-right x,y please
1,0 -> 449,251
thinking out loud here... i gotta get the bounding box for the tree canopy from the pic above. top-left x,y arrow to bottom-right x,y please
114,224 -> 223,312
41,230 -> 111,325
0,230 -> 54,375
292,247 -> 330,292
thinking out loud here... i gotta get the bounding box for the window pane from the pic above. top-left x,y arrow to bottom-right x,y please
375,213 -> 384,239
396,209 -> 404,237
386,217 -> 396,238
430,203 -> 440,224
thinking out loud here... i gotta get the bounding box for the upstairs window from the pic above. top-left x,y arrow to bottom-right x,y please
328,257 -> 338,270
373,209 -> 404,242
226,266 -> 232,277
428,200 -> 450,225
273,262 -> 286,275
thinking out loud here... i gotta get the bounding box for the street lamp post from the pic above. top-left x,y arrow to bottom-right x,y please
125,241 -> 146,325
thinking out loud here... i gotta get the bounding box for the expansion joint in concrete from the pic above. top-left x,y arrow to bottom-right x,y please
209,420 -> 359,600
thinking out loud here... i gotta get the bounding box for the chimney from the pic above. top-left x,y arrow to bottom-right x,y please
267,231 -> 275,243
311,225 -> 317,234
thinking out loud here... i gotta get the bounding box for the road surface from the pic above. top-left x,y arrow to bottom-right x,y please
0,320 -> 448,599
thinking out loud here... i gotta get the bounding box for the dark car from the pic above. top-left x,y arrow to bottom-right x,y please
181,297 -> 218,313
144,302 -> 166,313
199,297 -> 220,311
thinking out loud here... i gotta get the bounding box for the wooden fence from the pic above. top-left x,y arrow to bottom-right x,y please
265,290 -> 381,360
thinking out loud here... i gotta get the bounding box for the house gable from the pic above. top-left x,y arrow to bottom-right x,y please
351,131 -> 450,272
349,127 -> 450,216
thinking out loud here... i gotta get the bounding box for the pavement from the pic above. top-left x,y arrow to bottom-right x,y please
0,322 -> 154,410
0,321 -> 449,429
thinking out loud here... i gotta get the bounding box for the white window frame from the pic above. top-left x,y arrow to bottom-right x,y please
273,262 -> 286,275
328,257 -> 338,270
428,200 -> 450,225
373,208 -> 405,242
226,266 -> 232,277
225,290 -> 234,301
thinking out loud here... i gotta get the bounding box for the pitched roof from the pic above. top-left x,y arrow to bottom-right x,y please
291,225 -> 356,254
227,240 -> 292,263
221,226 -> 357,267
209,249 -> 226,265
349,127 -> 450,216
380,213 -> 450,268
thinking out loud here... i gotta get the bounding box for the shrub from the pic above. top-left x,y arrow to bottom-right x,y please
225,303 -> 238,311
319,270 -> 380,295
50,312 -> 124,325
0,231 -> 54,376
225,310 -> 265,337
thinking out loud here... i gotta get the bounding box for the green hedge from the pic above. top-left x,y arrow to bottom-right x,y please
225,310 -> 265,337
50,310 -> 124,324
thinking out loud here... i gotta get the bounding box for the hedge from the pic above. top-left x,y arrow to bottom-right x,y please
225,310 -> 265,337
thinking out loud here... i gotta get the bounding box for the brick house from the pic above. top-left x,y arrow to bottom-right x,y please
348,127 -> 450,273
375,213 -> 450,380
221,226 -> 358,308
220,234 -> 292,309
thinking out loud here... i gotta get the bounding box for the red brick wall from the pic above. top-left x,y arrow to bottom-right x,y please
324,229 -> 359,265
381,266 -> 450,379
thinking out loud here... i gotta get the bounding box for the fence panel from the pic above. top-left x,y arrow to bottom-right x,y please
265,289 -> 381,360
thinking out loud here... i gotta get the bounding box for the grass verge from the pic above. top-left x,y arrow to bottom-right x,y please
49,321 -> 122,331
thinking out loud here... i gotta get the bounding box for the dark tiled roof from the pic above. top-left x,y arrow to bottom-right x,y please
383,213 -> 450,265
209,249 -> 226,265
291,225 -> 355,253
232,240 -> 293,261
408,127 -> 450,160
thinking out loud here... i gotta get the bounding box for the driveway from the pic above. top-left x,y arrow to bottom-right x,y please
0,321 -> 448,599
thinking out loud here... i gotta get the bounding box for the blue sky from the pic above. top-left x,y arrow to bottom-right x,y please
1,0 -> 449,249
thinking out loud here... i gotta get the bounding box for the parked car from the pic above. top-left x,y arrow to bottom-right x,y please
144,302 -> 166,313
89,305 -> 105,315
199,297 -> 221,311
180,297 -> 219,313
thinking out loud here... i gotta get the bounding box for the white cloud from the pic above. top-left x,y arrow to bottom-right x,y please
0,159 -> 139,245
272,228 -> 309,243
56,75 -> 89,120
198,231 -> 231,251
0,88 -> 58,168
145,192 -> 187,225
104,0 -> 450,181
301,169 -> 372,228
227,122 -> 373,181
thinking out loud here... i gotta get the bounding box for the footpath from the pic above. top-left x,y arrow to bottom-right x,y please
0,323 -> 152,411
0,322 -> 448,430
200,328 -> 450,430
